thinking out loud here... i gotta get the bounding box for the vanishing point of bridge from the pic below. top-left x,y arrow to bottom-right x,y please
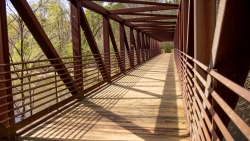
1,0 -> 250,141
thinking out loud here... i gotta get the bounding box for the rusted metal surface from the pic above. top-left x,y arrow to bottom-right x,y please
194,0 -> 216,78
103,16 -> 111,80
119,23 -> 125,72
109,5 -> 178,14
10,0 -> 80,96
136,31 -> 141,64
209,0 -> 250,139
125,16 -> 176,22
79,7 -> 108,80
130,28 -> 135,68
118,13 -> 177,18
175,49 -> 250,140
70,0 -> 83,90
133,22 -> 176,27
186,0 -> 194,56
0,0 -> 13,128
84,0 -> 179,6
1,0 -> 166,139
80,1 -> 175,41
108,21 -> 123,72
0,49 -> 156,139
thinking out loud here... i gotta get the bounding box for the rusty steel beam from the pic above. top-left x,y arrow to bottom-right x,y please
136,31 -> 141,64
118,13 -> 177,18
130,28 -> 135,67
182,0 -> 188,53
143,29 -> 175,32
84,0 -> 179,6
125,16 -> 176,22
108,20 -> 123,72
147,32 -> 175,34
141,34 -> 146,61
110,5 -> 178,14
210,0 -> 250,139
0,0 -> 14,128
186,0 -> 194,57
79,6 -> 108,80
194,0 -> 216,78
70,0 -> 83,90
134,23 -> 176,27
119,23 -> 125,72
10,0 -> 80,96
103,16 -> 111,81
119,24 -> 130,68
139,26 -> 176,30
80,1 -> 141,32
133,21 -> 176,24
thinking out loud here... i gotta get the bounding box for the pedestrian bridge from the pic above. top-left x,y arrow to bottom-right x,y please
19,54 -> 189,141
0,0 -> 250,141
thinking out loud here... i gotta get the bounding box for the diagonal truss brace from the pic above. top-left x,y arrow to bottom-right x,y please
79,5 -> 109,80
10,0 -> 81,96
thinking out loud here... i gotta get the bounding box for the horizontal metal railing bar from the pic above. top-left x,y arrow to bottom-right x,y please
0,82 -> 82,123
0,78 -> 84,117
181,49 -> 250,139
193,79 -> 233,140
208,88 -> 250,140
0,75 -> 84,109
0,49 -> 156,138
176,50 -> 233,140
0,67 -> 85,93
0,54 -> 106,67
0,70 -> 84,100
176,49 -> 250,103
0,57 -> 104,76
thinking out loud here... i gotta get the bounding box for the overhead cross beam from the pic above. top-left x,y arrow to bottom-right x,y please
133,23 -> 176,27
80,1 -> 176,41
118,13 -> 177,18
84,0 -> 179,6
110,5 -> 178,14
125,16 -> 177,22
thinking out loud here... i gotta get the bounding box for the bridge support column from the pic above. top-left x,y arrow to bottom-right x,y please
0,0 -> 14,128
70,0 -> 83,91
103,16 -> 111,81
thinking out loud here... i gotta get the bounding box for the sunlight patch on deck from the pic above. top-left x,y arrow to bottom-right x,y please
19,54 -> 189,141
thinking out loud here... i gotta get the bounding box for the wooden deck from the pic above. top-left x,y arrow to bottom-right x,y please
19,54 -> 189,141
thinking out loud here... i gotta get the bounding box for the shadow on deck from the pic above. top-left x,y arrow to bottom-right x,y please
18,54 -> 189,141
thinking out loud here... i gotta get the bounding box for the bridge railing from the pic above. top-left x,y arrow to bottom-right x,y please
175,48 -> 250,140
0,48 -> 160,139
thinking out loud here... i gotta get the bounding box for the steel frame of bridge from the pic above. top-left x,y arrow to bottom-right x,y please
0,0 -> 250,140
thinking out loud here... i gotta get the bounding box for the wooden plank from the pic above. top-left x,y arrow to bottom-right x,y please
19,54 -> 189,141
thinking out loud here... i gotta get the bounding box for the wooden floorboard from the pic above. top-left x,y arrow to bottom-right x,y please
19,53 -> 189,141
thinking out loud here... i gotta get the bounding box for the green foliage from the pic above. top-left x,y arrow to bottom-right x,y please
161,42 -> 174,53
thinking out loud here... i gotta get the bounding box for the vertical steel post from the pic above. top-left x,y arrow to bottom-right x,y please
182,0 -> 189,53
141,34 -> 145,62
186,0 -> 194,57
119,23 -> 125,72
194,0 -> 216,139
211,0 -> 250,139
194,0 -> 216,79
103,16 -> 110,81
130,28 -> 134,68
0,0 -> 14,127
136,31 -> 141,64
70,0 -> 83,91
